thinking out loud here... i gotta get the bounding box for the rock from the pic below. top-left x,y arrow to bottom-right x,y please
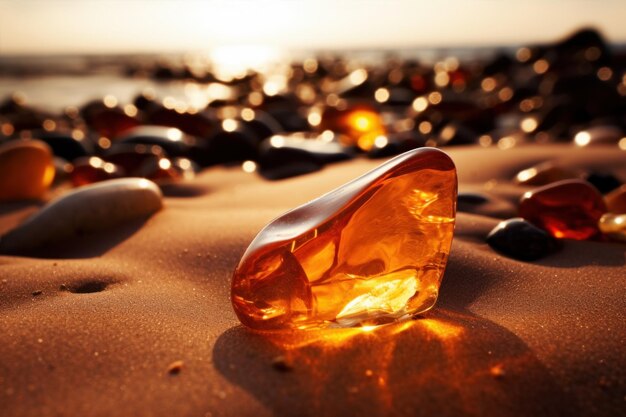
231,148 -> 457,330
70,157 -> 125,187
487,218 -> 560,261
0,139 -> 55,201
519,179 -> 607,240
0,178 -> 162,253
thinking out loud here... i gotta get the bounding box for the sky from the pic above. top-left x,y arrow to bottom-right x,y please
1,0 -> 626,54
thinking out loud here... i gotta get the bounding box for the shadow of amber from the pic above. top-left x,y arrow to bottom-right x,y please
213,309 -> 574,417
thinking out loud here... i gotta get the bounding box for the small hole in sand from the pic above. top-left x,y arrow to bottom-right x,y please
68,281 -> 109,294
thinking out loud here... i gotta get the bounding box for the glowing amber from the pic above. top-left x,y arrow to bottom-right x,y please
321,105 -> 386,151
231,148 -> 457,330
0,140 -> 55,201
519,180 -> 607,240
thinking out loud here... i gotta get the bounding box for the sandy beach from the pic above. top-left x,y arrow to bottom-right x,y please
0,143 -> 624,417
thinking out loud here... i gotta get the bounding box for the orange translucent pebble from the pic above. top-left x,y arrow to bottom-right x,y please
231,148 -> 457,330
0,139 -> 55,201
519,180 -> 607,240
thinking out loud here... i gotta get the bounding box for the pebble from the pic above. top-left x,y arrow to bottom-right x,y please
519,180 -> 607,240
70,157 -> 124,187
0,139 -> 55,201
0,178 -> 162,253
487,218 -> 560,261
231,148 -> 457,330
598,213 -> 626,242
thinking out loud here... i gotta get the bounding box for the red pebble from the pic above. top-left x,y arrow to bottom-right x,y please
70,157 -> 124,187
519,180 -> 607,240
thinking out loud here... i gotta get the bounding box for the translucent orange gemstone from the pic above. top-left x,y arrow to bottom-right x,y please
231,148 -> 457,330
519,180 -> 607,240
0,139 -> 55,201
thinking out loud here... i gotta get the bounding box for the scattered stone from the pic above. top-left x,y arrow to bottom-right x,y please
0,178 -> 163,253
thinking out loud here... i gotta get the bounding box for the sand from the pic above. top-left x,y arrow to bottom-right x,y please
0,144 -> 624,417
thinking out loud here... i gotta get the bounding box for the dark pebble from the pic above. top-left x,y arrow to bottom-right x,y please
487,218 -> 561,261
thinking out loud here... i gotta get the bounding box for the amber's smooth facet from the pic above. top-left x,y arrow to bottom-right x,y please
0,140 -> 55,201
519,180 -> 607,240
231,148 -> 457,330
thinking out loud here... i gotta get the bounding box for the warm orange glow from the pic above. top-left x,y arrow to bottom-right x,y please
419,318 -> 464,340
328,108 -> 388,151
348,111 -> 376,132
428,92 -> 442,105
520,117 -> 538,133
71,129 -> 85,141
1,123 -> 14,136
158,158 -> 172,170
418,121 -> 433,135
597,67 -> 613,81
374,88 -> 390,103
307,111 -> 322,127
481,77 -> 496,92
533,59 -> 550,74
222,119 -> 238,132
516,47 -> 531,62
574,131 -> 591,147
241,108 -> 255,122
498,87 -> 514,101
43,119 -> 56,131
516,167 -> 538,183
97,137 -> 111,149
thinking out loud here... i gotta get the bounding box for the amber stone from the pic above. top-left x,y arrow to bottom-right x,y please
519,180 -> 607,240
81,101 -> 141,138
598,213 -> 626,242
515,162 -> 581,186
70,157 -> 124,187
231,148 -> 457,330
605,185 -> 626,213
487,218 -> 560,261
0,139 -> 55,201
